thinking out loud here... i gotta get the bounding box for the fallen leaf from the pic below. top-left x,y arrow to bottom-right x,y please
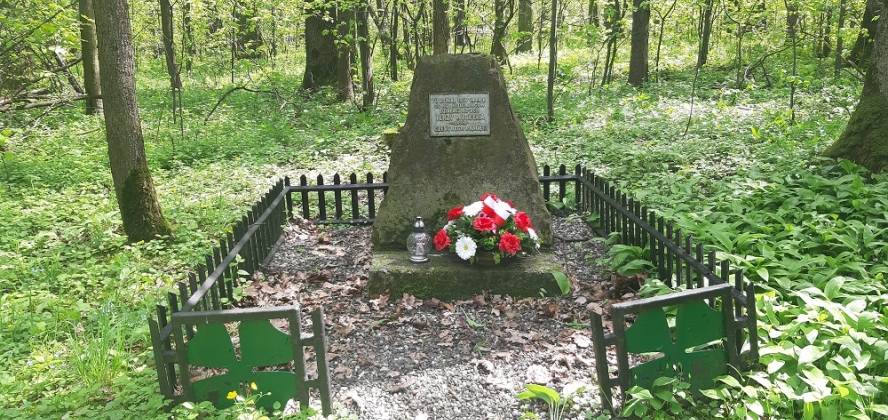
573,334 -> 592,348
386,378 -> 416,393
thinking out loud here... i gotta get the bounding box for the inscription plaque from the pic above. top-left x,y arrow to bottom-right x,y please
429,93 -> 490,137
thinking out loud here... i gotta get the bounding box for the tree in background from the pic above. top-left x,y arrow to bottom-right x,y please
848,0 -> 881,70
358,1 -> 375,109
335,4 -> 354,101
302,5 -> 337,89
453,0 -> 469,48
517,0 -> 532,52
824,0 -> 888,173
492,0 -> 514,64
95,0 -> 173,242
588,0 -> 599,27
79,0 -> 102,114
234,0 -> 264,58
159,0 -> 182,91
697,0 -> 715,67
627,0 -> 649,85
433,0 -> 449,53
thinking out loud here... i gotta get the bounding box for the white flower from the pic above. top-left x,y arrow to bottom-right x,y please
528,228 -> 540,249
463,201 -> 484,217
455,237 -> 477,260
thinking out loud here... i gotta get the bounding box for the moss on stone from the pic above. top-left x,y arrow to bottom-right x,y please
368,251 -> 563,300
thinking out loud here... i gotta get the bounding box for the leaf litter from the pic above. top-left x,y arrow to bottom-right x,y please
238,216 -> 641,419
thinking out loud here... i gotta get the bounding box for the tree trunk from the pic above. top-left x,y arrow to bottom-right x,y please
433,0 -> 449,54
627,0 -> 649,85
785,2 -> 798,41
546,0 -> 556,122
601,0 -> 622,85
182,0 -> 193,70
492,0 -> 513,64
336,6 -> 354,101
401,2 -> 415,70
159,0 -> 182,89
697,0 -> 714,67
588,0 -> 599,27
848,0 -> 881,70
94,0 -> 172,243
234,1 -> 263,59
817,10 -> 832,58
517,0 -> 532,52
391,0 -> 399,80
454,0 -> 469,47
79,0 -> 102,114
835,0 -> 846,77
823,5 -> 888,173
358,2 -> 375,109
303,7 -> 337,89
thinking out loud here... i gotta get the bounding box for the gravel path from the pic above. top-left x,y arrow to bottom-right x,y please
249,216 -> 625,419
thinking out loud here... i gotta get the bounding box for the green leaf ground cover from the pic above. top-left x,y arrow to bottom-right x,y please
0,48 -> 882,418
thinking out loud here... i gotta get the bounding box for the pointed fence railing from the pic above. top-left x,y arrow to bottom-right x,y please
147,164 -> 757,413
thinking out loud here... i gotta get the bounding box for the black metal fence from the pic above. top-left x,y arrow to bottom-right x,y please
147,164 -> 758,412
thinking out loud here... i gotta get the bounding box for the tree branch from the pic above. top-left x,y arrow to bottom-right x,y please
0,94 -> 97,112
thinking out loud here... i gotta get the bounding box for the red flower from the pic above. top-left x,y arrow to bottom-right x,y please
447,207 -> 464,221
434,229 -> 451,250
473,215 -> 496,232
499,232 -> 522,254
513,211 -> 532,231
481,193 -> 500,202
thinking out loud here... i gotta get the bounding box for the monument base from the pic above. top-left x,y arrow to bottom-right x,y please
368,251 -> 564,300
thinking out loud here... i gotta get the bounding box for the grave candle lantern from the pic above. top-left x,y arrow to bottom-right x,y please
406,216 -> 430,263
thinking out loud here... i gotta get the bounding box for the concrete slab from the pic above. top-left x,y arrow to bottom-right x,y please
368,251 -> 564,300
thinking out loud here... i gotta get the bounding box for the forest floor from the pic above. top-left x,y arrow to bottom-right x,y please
242,215 -> 643,419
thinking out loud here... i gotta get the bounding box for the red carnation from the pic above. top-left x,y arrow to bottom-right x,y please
473,215 -> 496,232
434,229 -> 451,250
514,211 -> 532,231
499,232 -> 522,254
481,193 -> 500,202
447,207 -> 464,221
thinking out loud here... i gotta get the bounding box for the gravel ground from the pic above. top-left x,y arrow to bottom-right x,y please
247,216 -> 629,420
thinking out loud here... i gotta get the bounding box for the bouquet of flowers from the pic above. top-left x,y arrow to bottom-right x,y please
434,193 -> 540,264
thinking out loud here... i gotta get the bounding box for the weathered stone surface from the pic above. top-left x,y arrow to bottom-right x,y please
367,251 -> 563,300
371,53 -> 553,250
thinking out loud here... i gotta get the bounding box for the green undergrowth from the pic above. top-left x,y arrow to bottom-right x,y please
616,160 -> 888,419
0,44 -> 879,419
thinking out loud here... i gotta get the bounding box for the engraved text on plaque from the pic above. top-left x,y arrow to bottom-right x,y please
429,93 -> 490,137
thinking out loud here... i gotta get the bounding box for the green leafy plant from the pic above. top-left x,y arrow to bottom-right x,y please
621,377 -> 703,419
596,236 -> 655,277
517,382 -> 587,420
551,271 -> 571,296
